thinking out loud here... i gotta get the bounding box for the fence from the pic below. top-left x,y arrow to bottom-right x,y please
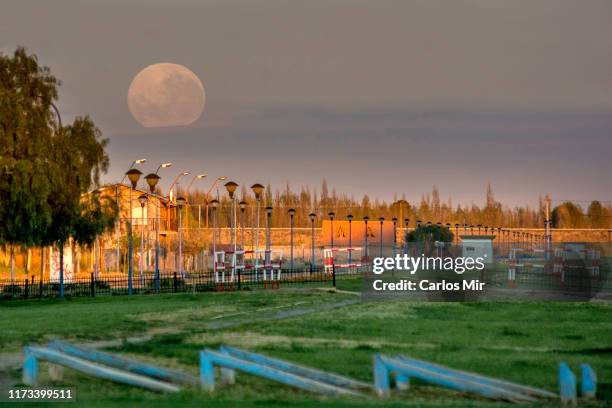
0,265 -> 363,300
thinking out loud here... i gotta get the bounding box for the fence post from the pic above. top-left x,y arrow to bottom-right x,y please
173,272 -> 178,293
25,279 -> 29,299
90,273 -> 95,297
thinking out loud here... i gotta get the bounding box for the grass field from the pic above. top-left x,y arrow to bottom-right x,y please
1,279 -> 610,407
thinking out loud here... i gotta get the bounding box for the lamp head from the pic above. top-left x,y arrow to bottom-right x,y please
347,214 -> 353,221
288,208 -> 296,217
176,196 -> 187,207
239,200 -> 247,210
224,181 -> 238,199
379,217 -> 385,223
265,206 -> 273,215
250,183 -> 264,200
144,173 -> 160,193
135,158 -> 147,164
210,199 -> 219,209
125,168 -> 142,189
138,194 -> 148,207
309,212 -> 316,221
363,216 -> 369,222
392,217 -> 398,223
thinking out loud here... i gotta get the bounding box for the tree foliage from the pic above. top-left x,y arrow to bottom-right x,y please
0,47 -> 116,254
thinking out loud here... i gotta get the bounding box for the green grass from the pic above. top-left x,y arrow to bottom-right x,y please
1,286 -> 611,407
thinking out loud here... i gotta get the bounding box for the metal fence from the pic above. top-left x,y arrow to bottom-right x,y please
0,266 -> 362,300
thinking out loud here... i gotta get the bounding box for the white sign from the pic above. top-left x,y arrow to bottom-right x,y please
50,245 -> 74,283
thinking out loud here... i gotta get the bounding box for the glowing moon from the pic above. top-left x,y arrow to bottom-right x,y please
127,63 -> 205,127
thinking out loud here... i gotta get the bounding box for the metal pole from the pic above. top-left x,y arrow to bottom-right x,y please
178,205 -> 183,277
128,188 -> 133,295
241,207 -> 245,250
116,185 -> 121,274
348,219 -> 352,265
311,217 -> 315,273
290,213 -> 294,272
140,203 -> 145,288
155,200 -> 159,292
379,221 -> 383,257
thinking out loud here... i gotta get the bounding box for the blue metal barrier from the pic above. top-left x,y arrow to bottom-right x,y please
22,346 -> 180,392
200,349 -> 364,397
373,354 -> 536,402
219,345 -> 370,390
397,355 -> 556,399
559,362 -> 577,405
47,340 -> 197,386
580,363 -> 596,399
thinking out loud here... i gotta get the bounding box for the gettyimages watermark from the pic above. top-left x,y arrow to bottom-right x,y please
359,243 -> 611,301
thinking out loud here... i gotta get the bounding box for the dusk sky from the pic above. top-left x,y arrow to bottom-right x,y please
2,0 -> 611,207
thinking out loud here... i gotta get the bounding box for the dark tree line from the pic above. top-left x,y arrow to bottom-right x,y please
184,181 -> 609,230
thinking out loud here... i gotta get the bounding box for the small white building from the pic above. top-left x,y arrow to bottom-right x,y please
461,235 -> 494,264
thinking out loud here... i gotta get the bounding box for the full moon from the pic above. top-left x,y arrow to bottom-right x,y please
127,63 -> 205,128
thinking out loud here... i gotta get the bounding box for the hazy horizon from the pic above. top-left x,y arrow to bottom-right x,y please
2,0 -> 611,207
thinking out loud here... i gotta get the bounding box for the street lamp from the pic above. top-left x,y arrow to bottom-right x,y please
125,168 -> 142,295
288,208 -> 296,272
186,173 -> 207,193
176,196 -> 187,277
205,176 -> 228,228
116,159 -> 146,279
363,216 -> 370,264
239,201 -> 247,250
144,172 -> 161,291
404,218 -> 410,255
265,206 -> 273,285
309,213 -> 316,273
416,220 -> 422,243
379,217 -> 385,257
210,199 -> 219,265
138,194 -> 148,289
251,183 -> 264,279
156,162 -> 172,174
347,214 -> 353,267
392,217 -> 398,257
329,212 -> 336,288
455,223 -> 460,244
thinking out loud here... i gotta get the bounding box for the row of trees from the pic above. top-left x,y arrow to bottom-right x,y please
183,182 -> 610,229
0,48 -> 116,286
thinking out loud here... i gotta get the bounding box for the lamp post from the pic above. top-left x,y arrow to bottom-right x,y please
328,212 -> 335,250
309,213 -> 316,273
210,199 -> 219,264
426,221 -> 432,242
392,217 -> 398,257
363,216 -> 370,265
117,159 -> 146,276
404,218 -> 410,254
167,171 -> 190,230
347,214 -> 353,266
455,223 -> 460,244
125,168 -> 142,295
416,220 -> 422,243
176,196 -> 186,277
477,224 -> 482,236
138,194 -> 148,288
288,208 -> 296,272
265,206 -> 272,283
251,184 -> 264,279
144,172 -> 161,291
224,181 -> 239,251
186,173 -> 207,192
205,176 -> 228,228
436,222 -> 441,242
239,201 -> 247,250
329,212 -> 336,288
379,217 -> 385,257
